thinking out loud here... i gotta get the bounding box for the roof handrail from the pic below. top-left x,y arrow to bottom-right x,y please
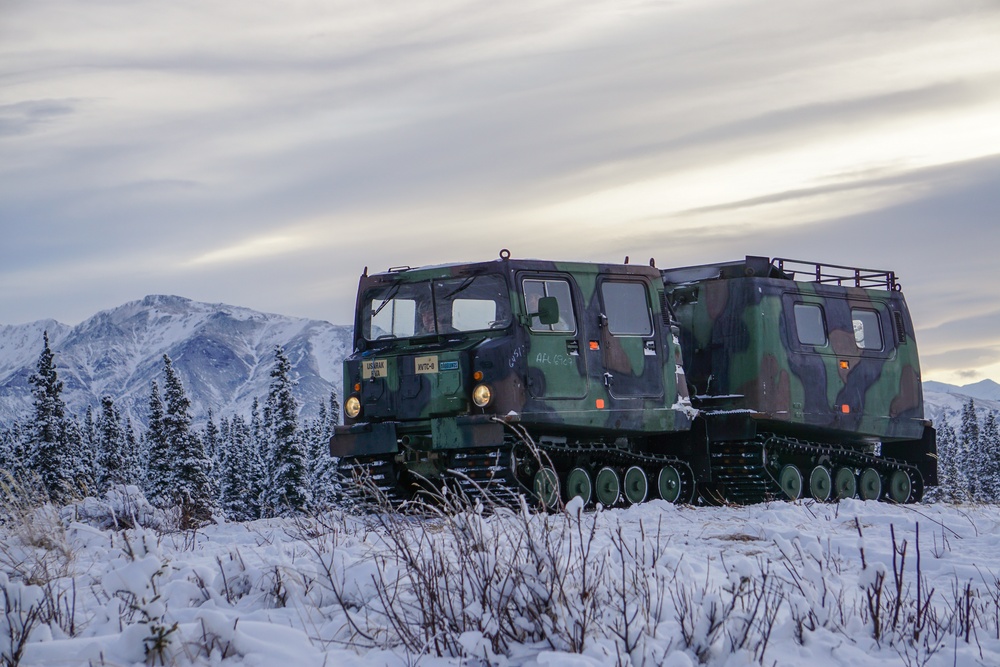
772,257 -> 898,291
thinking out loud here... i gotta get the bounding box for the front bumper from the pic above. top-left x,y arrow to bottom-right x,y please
330,415 -> 506,458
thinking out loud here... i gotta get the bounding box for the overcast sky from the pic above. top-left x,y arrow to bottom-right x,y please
2,0 -> 999,385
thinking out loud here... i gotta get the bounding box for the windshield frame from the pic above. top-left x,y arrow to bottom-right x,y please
359,272 -> 512,343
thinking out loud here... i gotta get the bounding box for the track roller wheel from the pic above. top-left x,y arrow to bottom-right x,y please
657,465 -> 683,503
533,467 -> 560,510
565,467 -> 593,505
859,467 -> 883,501
888,469 -> 914,504
834,467 -> 857,500
779,464 -> 804,500
595,467 -> 621,507
623,466 -> 649,505
809,465 -> 833,502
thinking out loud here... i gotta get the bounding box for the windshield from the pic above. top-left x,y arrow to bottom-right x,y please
361,274 -> 511,341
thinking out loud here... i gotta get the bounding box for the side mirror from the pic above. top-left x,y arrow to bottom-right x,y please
535,296 -> 560,326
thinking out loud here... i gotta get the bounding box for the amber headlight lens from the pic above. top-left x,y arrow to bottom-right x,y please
472,384 -> 493,408
345,395 -> 362,418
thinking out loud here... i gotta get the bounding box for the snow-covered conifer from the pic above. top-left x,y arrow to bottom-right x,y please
0,423 -> 15,475
960,399 -> 982,500
4,421 -> 32,482
78,406 -> 99,492
96,396 -> 127,490
144,379 -> 172,506
29,331 -> 74,503
936,421 -> 960,501
220,415 -> 263,521
161,355 -> 214,527
202,409 -> 222,503
981,411 -> 1000,501
263,346 -> 310,515
306,394 -> 338,508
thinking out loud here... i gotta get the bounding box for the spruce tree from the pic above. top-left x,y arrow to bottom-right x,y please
29,331 -> 74,503
77,406 -> 99,493
220,415 -> 262,521
263,346 -> 310,515
97,396 -> 126,490
960,399 -> 982,500
981,411 -> 1000,501
6,421 -> 32,483
248,399 -> 267,516
0,423 -> 14,476
123,417 -> 142,486
307,394 -> 338,508
329,390 -> 340,429
145,380 -> 172,506
64,417 -> 89,494
161,355 -> 214,527
203,410 -> 223,501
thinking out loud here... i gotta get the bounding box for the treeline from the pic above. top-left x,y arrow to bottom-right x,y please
934,397 -> 1000,502
0,332 -> 339,527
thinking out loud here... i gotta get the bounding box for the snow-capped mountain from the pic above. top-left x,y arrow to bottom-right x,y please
0,295 -> 353,427
922,379 -> 1000,430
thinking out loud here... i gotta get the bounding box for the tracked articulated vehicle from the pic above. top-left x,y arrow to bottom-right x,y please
331,252 -> 937,507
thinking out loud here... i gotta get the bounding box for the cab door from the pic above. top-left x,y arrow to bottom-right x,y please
597,278 -> 663,399
520,275 -> 588,399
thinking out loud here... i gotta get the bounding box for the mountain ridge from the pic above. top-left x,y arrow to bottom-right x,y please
0,295 -> 353,427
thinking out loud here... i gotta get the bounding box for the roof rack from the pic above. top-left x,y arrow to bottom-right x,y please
772,258 -> 898,291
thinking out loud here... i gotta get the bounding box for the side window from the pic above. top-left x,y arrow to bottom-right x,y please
852,309 -> 884,350
794,303 -> 827,346
523,278 -> 576,332
601,281 -> 652,335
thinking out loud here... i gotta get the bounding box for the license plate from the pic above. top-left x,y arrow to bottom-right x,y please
363,359 -> 387,378
414,355 -> 438,374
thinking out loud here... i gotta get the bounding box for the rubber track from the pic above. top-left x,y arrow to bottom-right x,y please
335,454 -> 408,510
446,445 -> 522,509
708,433 -> 924,503
517,438 -> 697,506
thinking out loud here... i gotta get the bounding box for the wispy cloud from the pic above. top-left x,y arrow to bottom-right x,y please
2,0 -> 1000,377
186,235 -> 314,267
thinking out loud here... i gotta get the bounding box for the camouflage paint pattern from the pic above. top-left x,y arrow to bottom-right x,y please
332,257 -> 693,458
663,258 -> 926,443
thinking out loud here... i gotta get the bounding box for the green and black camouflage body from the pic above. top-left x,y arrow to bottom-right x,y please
333,257 -> 693,459
663,257 -> 924,440
332,253 -> 937,505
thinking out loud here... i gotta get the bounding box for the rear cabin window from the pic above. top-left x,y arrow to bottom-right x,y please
523,278 -> 576,332
794,303 -> 827,346
601,282 -> 652,335
852,308 -> 884,350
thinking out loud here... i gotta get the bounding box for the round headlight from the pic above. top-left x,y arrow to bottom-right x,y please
345,395 -> 362,419
472,384 -> 493,408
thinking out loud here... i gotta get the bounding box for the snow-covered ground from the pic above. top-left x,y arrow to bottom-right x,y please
5,494 -> 1000,667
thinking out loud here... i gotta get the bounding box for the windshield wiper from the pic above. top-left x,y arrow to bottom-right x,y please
440,274 -> 477,300
372,282 -> 401,318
